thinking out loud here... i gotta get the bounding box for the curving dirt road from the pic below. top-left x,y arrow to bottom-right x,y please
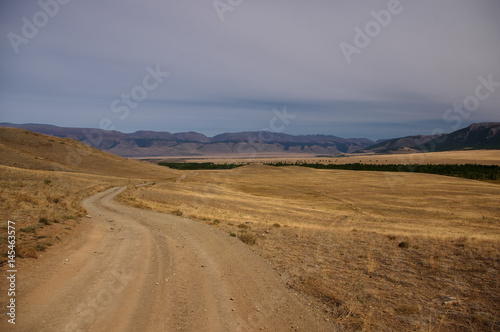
7,187 -> 334,331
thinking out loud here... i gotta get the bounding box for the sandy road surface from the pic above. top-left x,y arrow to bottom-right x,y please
3,187 -> 334,331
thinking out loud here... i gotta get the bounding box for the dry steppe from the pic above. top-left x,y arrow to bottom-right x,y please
1,127 -> 500,330
0,127 -> 177,261
119,163 -> 500,330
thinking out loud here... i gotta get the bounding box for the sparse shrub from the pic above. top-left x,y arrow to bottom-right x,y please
52,219 -> 59,223
171,209 -> 183,216
212,219 -> 221,225
53,197 -> 60,203
238,224 -> 250,229
20,225 -> 36,233
39,217 -> 50,225
238,232 -> 257,245
35,242 -> 51,251
398,241 -> 410,249
229,233 -> 236,237
387,235 -> 396,240
272,223 -> 281,228
44,179 -> 51,185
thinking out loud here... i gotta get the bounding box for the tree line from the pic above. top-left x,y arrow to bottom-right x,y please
264,162 -> 499,181
158,162 -> 244,170
158,161 -> 499,181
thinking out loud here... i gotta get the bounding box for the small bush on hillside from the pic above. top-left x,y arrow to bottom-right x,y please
398,241 -> 410,249
171,209 -> 183,216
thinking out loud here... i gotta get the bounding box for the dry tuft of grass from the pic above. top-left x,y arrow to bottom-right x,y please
238,232 -> 257,245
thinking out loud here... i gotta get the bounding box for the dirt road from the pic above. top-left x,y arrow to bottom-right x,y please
5,187 -> 334,331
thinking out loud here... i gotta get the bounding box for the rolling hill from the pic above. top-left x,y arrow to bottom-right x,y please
0,127 -> 176,178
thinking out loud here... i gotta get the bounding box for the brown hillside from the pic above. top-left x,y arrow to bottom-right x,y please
0,127 -> 178,263
0,127 -> 177,179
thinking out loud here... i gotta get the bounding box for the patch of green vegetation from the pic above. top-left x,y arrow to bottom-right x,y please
158,162 -> 246,170
265,162 -> 500,181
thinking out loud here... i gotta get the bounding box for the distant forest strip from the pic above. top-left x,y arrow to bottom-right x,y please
158,161 -> 499,180
158,162 -> 244,170
265,162 -> 500,181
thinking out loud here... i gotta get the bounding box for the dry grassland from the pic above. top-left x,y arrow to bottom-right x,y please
0,165 -> 123,259
0,128 -> 177,261
119,165 -> 500,330
2,128 -> 499,330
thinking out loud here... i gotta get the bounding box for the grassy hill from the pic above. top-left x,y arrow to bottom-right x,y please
0,127 -> 177,178
0,127 -> 177,260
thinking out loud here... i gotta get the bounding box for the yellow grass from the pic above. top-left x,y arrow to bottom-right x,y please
0,127 -> 177,261
119,164 -> 500,330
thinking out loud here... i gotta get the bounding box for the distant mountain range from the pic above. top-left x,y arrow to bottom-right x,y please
358,122 -> 500,154
1,122 -> 499,157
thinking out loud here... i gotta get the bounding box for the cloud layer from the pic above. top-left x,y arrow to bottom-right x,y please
1,0 -> 499,139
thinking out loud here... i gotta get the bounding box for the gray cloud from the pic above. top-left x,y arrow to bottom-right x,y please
1,0 -> 499,140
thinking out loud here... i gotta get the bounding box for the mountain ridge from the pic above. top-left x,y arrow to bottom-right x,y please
0,123 -> 374,157
357,122 -> 500,154
1,122 -> 499,157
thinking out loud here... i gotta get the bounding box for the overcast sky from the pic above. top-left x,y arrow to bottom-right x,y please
1,0 -> 499,140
